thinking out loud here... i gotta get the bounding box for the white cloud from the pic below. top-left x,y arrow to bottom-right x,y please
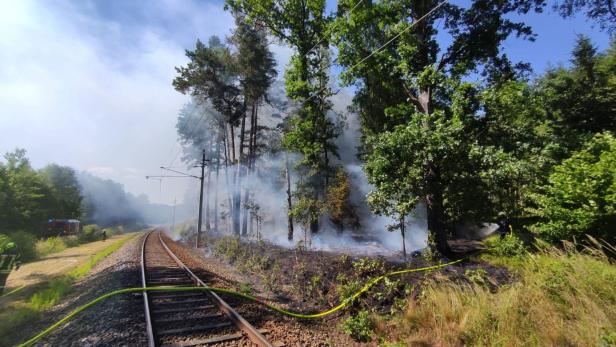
0,0 -> 240,204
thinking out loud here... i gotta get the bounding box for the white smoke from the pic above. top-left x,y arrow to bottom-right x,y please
177,86 -> 428,257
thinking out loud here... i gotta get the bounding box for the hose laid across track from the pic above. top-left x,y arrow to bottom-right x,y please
18,230 -> 462,347
141,230 -> 273,347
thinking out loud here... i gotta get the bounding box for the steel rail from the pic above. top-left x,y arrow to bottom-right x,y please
156,231 -> 274,347
140,230 -> 156,347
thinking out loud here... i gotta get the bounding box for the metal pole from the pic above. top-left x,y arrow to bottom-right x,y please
172,197 -> 176,235
196,149 -> 206,248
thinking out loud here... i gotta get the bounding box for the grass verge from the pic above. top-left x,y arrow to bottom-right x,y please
0,232 -> 138,346
381,244 -> 616,346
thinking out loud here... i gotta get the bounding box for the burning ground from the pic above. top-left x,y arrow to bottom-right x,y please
174,231 -> 517,345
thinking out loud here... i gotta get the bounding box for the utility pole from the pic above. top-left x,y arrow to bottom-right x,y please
171,197 -> 176,235
150,152 -> 208,249
196,149 -> 207,248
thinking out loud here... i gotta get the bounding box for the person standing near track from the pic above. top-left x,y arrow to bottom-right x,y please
0,239 -> 20,294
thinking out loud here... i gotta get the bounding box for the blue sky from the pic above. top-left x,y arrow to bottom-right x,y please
0,0 -> 611,205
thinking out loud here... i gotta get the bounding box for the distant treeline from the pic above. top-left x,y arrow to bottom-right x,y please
0,149 -> 168,239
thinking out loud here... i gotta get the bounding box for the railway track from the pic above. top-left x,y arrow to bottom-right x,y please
140,230 -> 275,347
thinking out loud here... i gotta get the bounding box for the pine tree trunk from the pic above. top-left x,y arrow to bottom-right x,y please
214,138 -> 220,232
222,129 -> 235,235
285,152 -> 294,241
241,103 -> 255,237
400,214 -> 406,259
230,120 -> 240,236
238,100 -> 248,226
230,123 -> 236,163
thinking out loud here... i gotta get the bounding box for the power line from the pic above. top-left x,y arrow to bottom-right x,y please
165,0 -> 448,163
292,0 -> 449,110
305,0 -> 366,56
161,0 -> 366,169
166,108 -> 207,169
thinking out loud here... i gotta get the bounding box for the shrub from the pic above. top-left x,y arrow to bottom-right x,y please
342,310 -> 374,342
63,235 -> 81,247
213,237 -> 243,263
7,231 -> 37,262
35,237 -> 67,257
113,225 -> 125,235
80,224 -> 102,242
489,233 -> 527,257
531,133 -> 616,243
337,279 -> 362,302
465,268 -> 489,285
239,282 -> 253,295
29,277 -> 73,310
352,258 -> 385,277
0,234 -> 12,253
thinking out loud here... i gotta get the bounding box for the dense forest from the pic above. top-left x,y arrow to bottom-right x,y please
0,149 -> 172,254
170,0 -> 615,257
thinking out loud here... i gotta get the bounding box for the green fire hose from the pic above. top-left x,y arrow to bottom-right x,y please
19,258 -> 462,347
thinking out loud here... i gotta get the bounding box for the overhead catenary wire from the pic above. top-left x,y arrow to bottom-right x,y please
166,110 -> 207,169
162,0 -> 447,168
285,0 -> 449,112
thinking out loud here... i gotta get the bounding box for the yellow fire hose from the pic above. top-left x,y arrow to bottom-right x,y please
19,258 -> 462,347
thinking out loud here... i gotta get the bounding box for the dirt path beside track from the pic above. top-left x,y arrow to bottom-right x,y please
5,234 -> 136,290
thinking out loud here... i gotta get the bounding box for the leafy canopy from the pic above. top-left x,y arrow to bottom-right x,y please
531,132 -> 616,243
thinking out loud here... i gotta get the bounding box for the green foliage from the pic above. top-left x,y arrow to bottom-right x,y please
341,310 -> 374,342
0,234 -> 13,254
35,237 -> 67,258
0,150 -> 82,236
39,164 -> 82,220
239,282 -> 253,295
68,233 -> 136,279
331,0 -> 545,254
80,224 -> 102,243
0,307 -> 38,346
229,14 -> 277,103
352,258 -> 384,277
213,236 -> 244,263
326,168 -> 359,232
554,0 -> 616,34
290,191 -> 324,233
28,277 -> 73,310
464,268 -> 489,286
536,37 -> 616,152
600,328 -> 616,347
364,103 -> 505,254
262,261 -> 281,293
486,233 -> 527,257
531,133 -> 616,242
228,0 -> 341,233
336,279 -> 362,302
0,234 -> 137,346
7,231 -> 37,262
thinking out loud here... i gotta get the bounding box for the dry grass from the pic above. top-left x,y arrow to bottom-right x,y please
388,245 -> 616,346
0,233 -> 139,346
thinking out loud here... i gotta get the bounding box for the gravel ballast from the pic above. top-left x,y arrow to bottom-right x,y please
34,234 -> 148,346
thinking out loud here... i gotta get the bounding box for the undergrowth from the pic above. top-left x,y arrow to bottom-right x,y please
388,243 -> 616,346
341,310 -> 374,342
212,236 -> 282,293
